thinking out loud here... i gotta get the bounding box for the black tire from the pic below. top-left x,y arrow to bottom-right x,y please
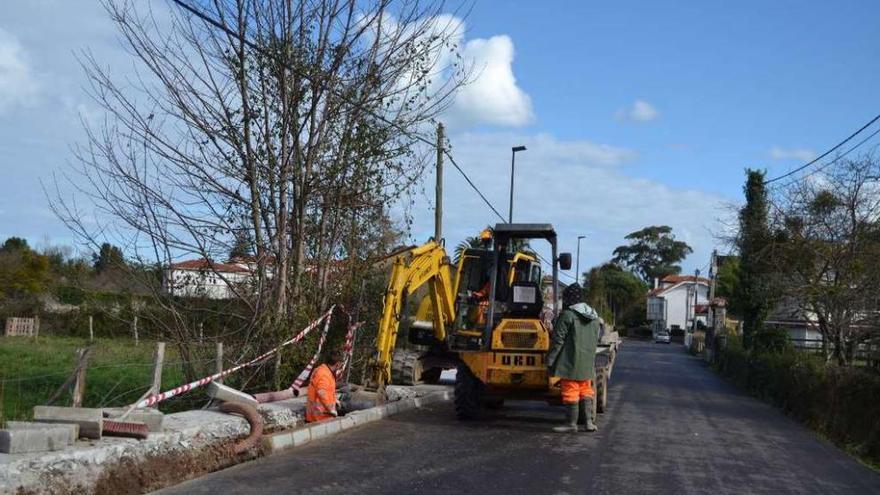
391,349 -> 422,385
596,371 -> 608,414
483,397 -> 505,410
454,364 -> 484,420
420,367 -> 443,384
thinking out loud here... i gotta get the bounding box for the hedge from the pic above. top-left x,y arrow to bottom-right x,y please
715,336 -> 880,465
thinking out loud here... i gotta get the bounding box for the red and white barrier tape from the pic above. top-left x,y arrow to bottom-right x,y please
130,306 -> 336,409
289,312 -> 363,389
290,310 -> 334,389
337,319 -> 364,380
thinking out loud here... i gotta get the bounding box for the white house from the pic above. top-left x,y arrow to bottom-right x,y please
646,275 -> 710,334
163,258 -> 253,299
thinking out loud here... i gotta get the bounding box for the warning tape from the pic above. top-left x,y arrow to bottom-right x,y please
131,306 -> 336,409
290,311 -> 363,389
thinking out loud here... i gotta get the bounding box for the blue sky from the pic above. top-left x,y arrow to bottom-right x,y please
2,1 -> 879,277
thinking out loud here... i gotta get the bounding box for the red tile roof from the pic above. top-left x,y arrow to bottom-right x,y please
648,274 -> 711,297
170,258 -> 250,273
661,274 -> 711,284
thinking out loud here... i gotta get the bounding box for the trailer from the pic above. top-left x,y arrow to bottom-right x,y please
593,325 -> 621,416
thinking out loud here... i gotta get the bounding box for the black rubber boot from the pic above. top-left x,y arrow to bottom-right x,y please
580,398 -> 598,432
553,403 -> 578,433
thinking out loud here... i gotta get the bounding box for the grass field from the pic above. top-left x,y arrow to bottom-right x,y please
0,336 -> 220,423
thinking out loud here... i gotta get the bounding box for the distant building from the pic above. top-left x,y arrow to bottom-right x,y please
163,258 -> 253,299
646,275 -> 710,334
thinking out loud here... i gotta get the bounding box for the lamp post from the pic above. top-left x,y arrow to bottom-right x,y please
576,235 -> 586,283
509,145 -> 527,223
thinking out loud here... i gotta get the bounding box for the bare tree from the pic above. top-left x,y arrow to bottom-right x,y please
50,0 -> 469,380
773,156 -> 880,365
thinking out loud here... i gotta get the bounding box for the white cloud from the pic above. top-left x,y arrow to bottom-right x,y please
0,28 -> 38,112
370,13 -> 532,129
449,35 -> 533,127
615,99 -> 660,123
769,146 -> 816,162
404,132 -> 727,274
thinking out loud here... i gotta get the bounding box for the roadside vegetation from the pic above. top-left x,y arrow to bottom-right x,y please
709,156 -> 880,468
0,336 -> 192,422
715,331 -> 880,467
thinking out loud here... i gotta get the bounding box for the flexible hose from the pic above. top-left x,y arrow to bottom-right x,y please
253,388 -> 298,403
219,401 -> 263,454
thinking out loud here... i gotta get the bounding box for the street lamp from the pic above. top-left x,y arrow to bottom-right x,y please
576,235 -> 586,283
509,145 -> 527,223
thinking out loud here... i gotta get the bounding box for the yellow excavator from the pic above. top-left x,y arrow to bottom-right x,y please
369,223 -> 574,419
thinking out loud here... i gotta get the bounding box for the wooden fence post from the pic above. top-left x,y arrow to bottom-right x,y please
199,322 -> 204,343
88,315 -> 94,342
274,352 -> 282,390
150,342 -> 165,408
215,342 -> 223,384
133,316 -> 139,346
34,315 -> 40,338
72,348 -> 90,407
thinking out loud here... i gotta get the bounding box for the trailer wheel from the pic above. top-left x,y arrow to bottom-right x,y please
391,349 -> 422,385
454,364 -> 484,420
596,371 -> 608,414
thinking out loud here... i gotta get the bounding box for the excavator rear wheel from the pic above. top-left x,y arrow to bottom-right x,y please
454,363 -> 484,420
391,349 -> 422,385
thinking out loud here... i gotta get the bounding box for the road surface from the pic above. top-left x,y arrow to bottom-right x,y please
157,340 -> 880,494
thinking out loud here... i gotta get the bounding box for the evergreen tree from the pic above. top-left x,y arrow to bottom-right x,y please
612,226 -> 693,283
736,169 -> 776,349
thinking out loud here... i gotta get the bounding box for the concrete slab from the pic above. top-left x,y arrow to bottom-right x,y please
339,416 -> 357,431
103,407 -> 164,432
291,428 -> 311,447
5,422 -> 78,445
0,427 -> 70,454
324,420 -> 341,436
308,422 -> 328,440
32,406 -> 102,439
261,431 -> 292,452
207,382 -> 258,406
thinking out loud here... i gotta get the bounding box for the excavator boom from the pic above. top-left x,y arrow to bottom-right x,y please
371,241 -> 456,387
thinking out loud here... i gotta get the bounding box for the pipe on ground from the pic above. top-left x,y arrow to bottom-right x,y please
219,401 -> 263,454
254,387 -> 300,403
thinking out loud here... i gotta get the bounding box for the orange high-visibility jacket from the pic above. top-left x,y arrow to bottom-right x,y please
306,364 -> 337,423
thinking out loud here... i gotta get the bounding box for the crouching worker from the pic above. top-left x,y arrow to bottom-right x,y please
306,350 -> 344,423
547,284 -> 600,433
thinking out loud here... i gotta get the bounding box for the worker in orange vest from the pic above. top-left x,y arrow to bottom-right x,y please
305,349 -> 344,423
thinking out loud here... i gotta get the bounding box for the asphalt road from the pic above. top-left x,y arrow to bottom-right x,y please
156,340 -> 880,495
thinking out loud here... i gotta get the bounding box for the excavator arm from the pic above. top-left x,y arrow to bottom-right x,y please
371,241 -> 457,388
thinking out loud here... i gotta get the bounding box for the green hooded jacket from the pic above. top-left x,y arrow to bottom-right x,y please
547,302 -> 600,381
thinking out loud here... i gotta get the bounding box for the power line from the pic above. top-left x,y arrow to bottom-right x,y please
773,125 -> 880,188
534,252 -> 577,281
170,0 -> 506,223
765,113 -> 880,185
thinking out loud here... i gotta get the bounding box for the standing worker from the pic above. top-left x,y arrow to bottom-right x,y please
547,283 -> 601,433
305,349 -> 344,423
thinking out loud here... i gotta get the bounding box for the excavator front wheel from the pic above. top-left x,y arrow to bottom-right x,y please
454,363 -> 484,420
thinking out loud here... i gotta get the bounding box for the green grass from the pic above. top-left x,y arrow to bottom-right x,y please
0,336 -> 212,423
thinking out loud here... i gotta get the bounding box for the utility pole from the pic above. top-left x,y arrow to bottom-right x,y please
435,123 -> 444,241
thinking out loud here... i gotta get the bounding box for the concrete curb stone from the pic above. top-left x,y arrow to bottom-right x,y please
262,390 -> 451,455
